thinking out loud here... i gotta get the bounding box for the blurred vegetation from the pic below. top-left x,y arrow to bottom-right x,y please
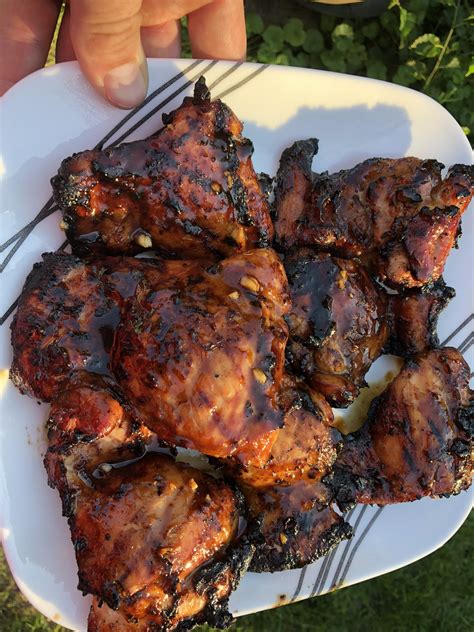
183,0 -> 474,140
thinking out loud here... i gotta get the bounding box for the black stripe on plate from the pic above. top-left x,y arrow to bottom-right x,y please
0,205 -> 58,254
214,64 -> 269,100
310,505 -> 361,597
308,506 -> 357,599
291,503 -> 356,603
457,331 -> 473,354
291,565 -> 308,603
0,206 -> 59,273
440,314 -> 474,346
337,506 -> 385,587
208,61 -> 243,91
0,297 -> 19,327
96,59 -> 204,150
109,60 -> 219,146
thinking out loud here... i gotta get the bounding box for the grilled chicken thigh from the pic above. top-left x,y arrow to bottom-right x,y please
113,248 -> 290,463
9,252 -> 208,402
274,141 -> 473,288
223,377 -> 352,572
329,347 -> 473,508
52,78 -> 273,259
284,250 -> 388,407
10,253 -> 119,401
45,386 -> 253,632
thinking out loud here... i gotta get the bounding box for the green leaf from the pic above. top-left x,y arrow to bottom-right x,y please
320,49 -> 347,73
389,0 -> 417,48
293,51 -> 310,67
303,29 -> 324,54
380,9 -> 399,36
461,126 -> 471,136
262,25 -> 285,52
393,64 -> 417,86
406,0 -> 430,22
361,22 -> 380,40
393,58 -> 427,85
246,12 -> 264,35
332,23 -> 354,53
410,33 -> 443,58
283,18 -> 306,47
442,56 -> 461,70
466,63 -> 474,77
367,60 -> 388,80
332,23 -> 354,41
257,42 -> 278,64
274,53 -> 290,66
399,9 -> 417,48
346,43 -> 367,72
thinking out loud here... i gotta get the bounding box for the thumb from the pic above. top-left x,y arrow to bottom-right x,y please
69,0 -> 148,109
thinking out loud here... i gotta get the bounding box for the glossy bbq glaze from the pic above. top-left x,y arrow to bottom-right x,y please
52,78 -> 273,259
328,348 -> 474,508
9,253 -> 120,401
284,250 -> 388,407
9,253 -> 209,402
274,141 -> 474,288
222,377 -> 349,572
229,377 -> 342,488
113,248 -> 291,463
44,386 -> 254,632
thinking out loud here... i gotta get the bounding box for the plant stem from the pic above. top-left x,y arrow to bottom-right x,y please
423,0 -> 460,89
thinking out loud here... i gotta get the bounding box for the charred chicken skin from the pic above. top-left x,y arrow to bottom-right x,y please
45,386 -> 254,632
329,348 -> 473,509
274,140 -> 473,288
10,253 -> 119,402
9,252 -> 208,402
52,78 -> 273,259
225,378 -> 352,572
284,250 -> 388,407
113,248 -> 290,463
385,278 -> 455,357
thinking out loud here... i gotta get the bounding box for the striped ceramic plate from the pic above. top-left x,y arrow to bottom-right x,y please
0,60 -> 472,631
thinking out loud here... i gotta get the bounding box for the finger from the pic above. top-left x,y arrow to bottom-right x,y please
0,0 -> 60,95
56,6 -> 76,62
69,0 -> 147,109
188,0 -> 246,61
141,20 -> 181,58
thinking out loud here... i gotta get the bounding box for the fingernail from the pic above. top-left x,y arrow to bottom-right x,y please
103,61 -> 147,109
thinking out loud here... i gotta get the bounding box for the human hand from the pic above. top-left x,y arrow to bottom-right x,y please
0,0 -> 246,108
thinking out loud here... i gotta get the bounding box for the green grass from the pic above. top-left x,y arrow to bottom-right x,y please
1,510 -> 472,631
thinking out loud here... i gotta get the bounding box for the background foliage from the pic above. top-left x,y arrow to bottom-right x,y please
242,0 -> 473,140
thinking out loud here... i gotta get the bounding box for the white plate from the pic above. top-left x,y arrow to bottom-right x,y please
0,60 -> 473,631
